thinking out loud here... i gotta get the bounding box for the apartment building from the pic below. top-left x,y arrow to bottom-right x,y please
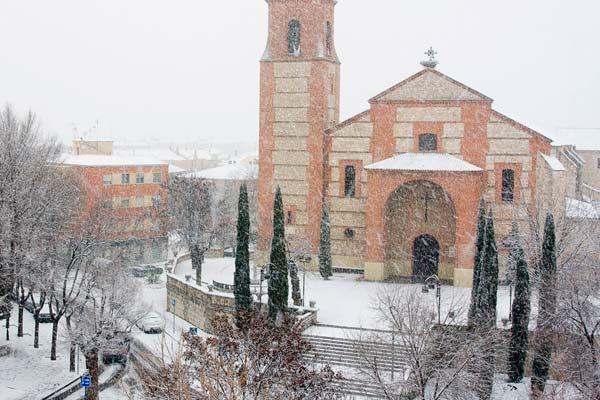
63,140 -> 169,265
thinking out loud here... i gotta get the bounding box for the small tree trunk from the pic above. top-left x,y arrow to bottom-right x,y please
85,349 -> 100,400
50,320 -> 59,361
191,245 -> 203,284
66,316 -> 75,372
33,313 -> 40,348
590,339 -> 600,399
17,303 -> 23,337
5,315 -> 9,341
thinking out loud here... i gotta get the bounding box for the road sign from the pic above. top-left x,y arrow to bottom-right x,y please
189,327 -> 198,336
171,299 -> 176,307
80,375 -> 91,388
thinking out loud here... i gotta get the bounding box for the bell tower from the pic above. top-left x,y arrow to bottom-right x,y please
258,0 -> 341,261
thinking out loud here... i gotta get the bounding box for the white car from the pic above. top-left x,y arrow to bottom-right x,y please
137,312 -> 165,334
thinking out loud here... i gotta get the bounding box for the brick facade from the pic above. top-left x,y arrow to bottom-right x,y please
258,1 -> 564,287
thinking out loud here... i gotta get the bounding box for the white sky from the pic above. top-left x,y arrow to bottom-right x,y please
0,0 -> 598,145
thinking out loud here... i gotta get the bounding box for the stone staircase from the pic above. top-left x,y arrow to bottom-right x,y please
304,334 -> 409,398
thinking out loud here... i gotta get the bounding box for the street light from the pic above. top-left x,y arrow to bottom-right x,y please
297,254 -> 312,307
421,274 -> 441,325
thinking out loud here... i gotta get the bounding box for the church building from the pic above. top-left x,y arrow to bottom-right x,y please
257,0 -> 568,287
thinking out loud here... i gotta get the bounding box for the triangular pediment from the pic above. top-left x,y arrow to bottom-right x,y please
370,69 -> 491,103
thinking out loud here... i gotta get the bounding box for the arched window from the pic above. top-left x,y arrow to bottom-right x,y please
286,210 -> 294,225
326,21 -> 332,56
288,20 -> 301,56
502,169 -> 515,202
344,165 -> 356,197
419,133 -> 437,152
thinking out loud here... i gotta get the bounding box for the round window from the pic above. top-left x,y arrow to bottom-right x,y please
344,228 -> 355,239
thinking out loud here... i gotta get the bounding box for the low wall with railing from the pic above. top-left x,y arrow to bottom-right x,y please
166,253 -> 318,334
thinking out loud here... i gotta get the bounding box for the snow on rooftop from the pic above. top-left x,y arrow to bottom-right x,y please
365,153 -> 482,172
566,198 -> 599,219
61,154 -> 167,167
553,129 -> 600,151
540,153 -> 566,171
184,163 -> 258,181
113,147 -> 187,162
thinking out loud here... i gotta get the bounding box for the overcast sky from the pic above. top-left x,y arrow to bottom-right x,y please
0,0 -> 598,145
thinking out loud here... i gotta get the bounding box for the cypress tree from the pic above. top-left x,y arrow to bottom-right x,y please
476,209 -> 500,400
477,209 -> 499,327
234,184 -> 252,324
508,237 -> 531,383
268,187 -> 288,323
318,200 -> 332,280
531,213 -> 557,395
503,221 -> 520,285
468,198 -> 487,325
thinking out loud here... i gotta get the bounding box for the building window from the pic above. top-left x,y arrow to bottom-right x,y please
152,195 -> 161,207
597,158 -> 600,169
120,198 -> 130,208
102,199 -> 112,209
153,172 -> 162,183
344,165 -> 356,197
103,175 -> 112,185
288,20 -> 301,55
418,134 -> 438,152
286,210 -> 294,225
502,169 -> 515,202
136,196 -> 144,208
136,172 -> 144,184
152,241 -> 161,261
121,173 -> 130,184
326,21 -> 332,57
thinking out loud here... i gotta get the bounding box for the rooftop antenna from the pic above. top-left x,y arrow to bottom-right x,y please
420,47 -> 439,69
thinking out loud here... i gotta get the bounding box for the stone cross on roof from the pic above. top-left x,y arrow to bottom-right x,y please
420,47 -> 439,69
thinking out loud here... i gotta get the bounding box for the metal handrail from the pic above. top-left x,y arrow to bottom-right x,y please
39,375 -> 83,400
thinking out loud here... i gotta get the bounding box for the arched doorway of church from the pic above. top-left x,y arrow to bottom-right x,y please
412,234 -> 439,282
384,180 -> 456,282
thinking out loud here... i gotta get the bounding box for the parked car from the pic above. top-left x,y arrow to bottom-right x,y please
137,312 -> 165,334
23,299 -> 52,323
101,334 -> 131,365
129,265 -> 164,278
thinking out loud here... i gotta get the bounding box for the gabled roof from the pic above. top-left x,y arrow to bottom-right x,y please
325,109 -> 370,135
365,153 -> 482,172
490,110 -> 553,143
369,68 -> 492,103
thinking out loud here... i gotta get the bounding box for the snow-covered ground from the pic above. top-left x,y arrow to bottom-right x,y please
0,305 -> 80,399
174,257 -> 538,331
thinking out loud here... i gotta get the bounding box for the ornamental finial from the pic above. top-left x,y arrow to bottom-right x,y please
420,47 -> 438,69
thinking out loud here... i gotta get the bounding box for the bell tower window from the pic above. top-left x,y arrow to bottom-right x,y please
418,134 -> 438,152
326,21 -> 332,57
344,165 -> 356,197
288,20 -> 301,56
502,169 -> 515,202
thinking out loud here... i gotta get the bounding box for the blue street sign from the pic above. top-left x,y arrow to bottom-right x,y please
171,299 -> 176,307
80,375 -> 91,388
189,327 -> 198,336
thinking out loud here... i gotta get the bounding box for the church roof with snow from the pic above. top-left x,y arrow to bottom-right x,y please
369,68 -> 492,103
365,153 -> 482,172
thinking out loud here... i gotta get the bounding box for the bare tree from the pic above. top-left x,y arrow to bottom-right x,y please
551,218 -> 600,399
46,194 -> 117,362
168,176 -> 215,284
0,104 -> 62,327
357,288 -> 501,400
139,315 -> 342,400
70,259 -> 142,400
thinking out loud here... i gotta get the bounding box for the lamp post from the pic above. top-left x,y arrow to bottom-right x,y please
422,274 -> 441,325
298,255 -> 312,307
